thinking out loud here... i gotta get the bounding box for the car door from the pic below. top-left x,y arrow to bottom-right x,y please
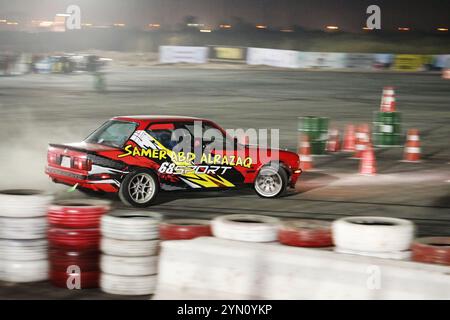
142,121 -> 236,190
194,121 -> 249,187
153,120 -> 249,189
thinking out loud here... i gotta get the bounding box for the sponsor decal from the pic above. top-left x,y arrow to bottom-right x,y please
158,163 -> 232,175
118,130 -> 247,188
118,146 -> 253,169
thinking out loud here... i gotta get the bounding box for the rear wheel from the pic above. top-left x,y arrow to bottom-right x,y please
254,165 -> 288,198
119,169 -> 159,207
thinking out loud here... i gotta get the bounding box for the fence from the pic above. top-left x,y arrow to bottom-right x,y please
159,46 -> 450,71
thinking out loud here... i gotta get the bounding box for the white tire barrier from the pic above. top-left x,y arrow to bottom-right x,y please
0,189 -> 52,218
101,255 -> 158,276
0,239 -> 48,261
101,238 -> 159,257
0,217 -> 47,240
101,211 -> 161,240
0,189 -> 51,283
335,247 -> 412,260
100,210 -> 161,295
212,214 -> 281,242
332,216 -> 414,258
154,237 -> 450,300
101,273 -> 157,296
1,259 -> 48,282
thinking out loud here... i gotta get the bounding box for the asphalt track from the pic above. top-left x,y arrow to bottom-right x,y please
0,65 -> 449,298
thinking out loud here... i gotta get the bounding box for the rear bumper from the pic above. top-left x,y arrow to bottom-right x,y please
46,166 -> 119,193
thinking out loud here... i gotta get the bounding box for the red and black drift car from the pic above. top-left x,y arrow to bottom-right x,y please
46,116 -> 302,207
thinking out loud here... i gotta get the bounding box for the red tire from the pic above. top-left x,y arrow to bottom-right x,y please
278,219 -> 333,247
49,248 -> 100,272
48,200 -> 110,229
411,237 -> 450,266
159,219 -> 212,240
48,228 -> 100,250
50,270 -> 100,289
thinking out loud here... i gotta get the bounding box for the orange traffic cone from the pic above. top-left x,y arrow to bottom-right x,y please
402,129 -> 421,162
326,128 -> 340,152
354,124 -> 370,159
299,135 -> 313,171
359,142 -> 377,176
342,124 -> 356,152
443,69 -> 450,80
380,87 -> 396,112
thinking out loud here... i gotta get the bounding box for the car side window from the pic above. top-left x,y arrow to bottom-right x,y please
203,124 -> 225,144
183,121 -> 235,152
203,122 -> 234,151
85,120 -> 137,148
146,123 -> 177,149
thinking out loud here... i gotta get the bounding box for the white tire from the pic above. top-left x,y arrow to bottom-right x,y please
334,247 -> 412,260
212,214 -> 281,242
2,259 -> 48,282
0,189 -> 53,218
332,216 -> 414,253
0,239 -> 48,261
101,211 -> 161,240
100,254 -> 158,276
101,237 -> 159,257
101,273 -> 157,296
0,216 -> 47,240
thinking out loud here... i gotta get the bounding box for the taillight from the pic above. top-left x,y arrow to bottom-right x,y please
73,158 -> 92,171
86,159 -> 92,171
47,152 -> 59,164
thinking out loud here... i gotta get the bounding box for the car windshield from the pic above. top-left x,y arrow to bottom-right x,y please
85,120 -> 137,148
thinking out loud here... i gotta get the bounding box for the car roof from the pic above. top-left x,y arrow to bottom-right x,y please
112,115 -> 207,122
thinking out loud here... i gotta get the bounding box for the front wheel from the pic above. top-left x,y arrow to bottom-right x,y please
119,169 -> 159,207
254,165 -> 288,198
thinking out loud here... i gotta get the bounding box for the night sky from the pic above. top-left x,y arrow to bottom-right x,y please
0,0 -> 449,31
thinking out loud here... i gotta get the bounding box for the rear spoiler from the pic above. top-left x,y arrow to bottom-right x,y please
48,143 -> 95,154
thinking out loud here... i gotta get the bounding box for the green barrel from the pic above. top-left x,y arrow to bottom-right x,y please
373,111 -> 402,124
372,111 -> 402,147
298,116 -> 329,155
310,141 -> 327,155
373,133 -> 403,146
373,123 -> 402,135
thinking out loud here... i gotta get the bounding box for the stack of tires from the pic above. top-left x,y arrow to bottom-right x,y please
332,216 -> 414,260
47,200 -> 110,289
100,211 -> 161,296
298,116 -> 329,155
0,190 -> 52,282
372,111 -> 402,147
159,219 -> 212,240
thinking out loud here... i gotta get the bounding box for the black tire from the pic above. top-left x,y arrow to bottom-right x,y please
254,164 -> 288,198
118,169 -> 159,208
